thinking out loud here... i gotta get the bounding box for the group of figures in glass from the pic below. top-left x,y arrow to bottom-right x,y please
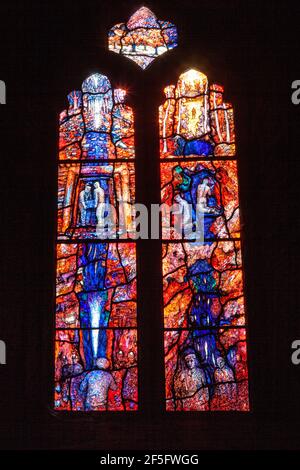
78,181 -> 105,226
55,7 -> 249,411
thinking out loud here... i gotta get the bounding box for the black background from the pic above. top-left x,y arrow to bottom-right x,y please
0,0 -> 300,451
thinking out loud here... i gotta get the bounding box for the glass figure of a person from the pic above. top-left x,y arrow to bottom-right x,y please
79,357 -> 117,411
211,356 -> 237,410
94,181 -> 106,226
196,177 -> 215,213
173,191 -> 192,237
174,351 -> 209,411
60,355 -> 83,409
79,183 -> 92,226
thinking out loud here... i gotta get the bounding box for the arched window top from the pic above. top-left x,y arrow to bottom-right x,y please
175,69 -> 209,97
163,69 -> 225,99
59,72 -> 134,161
82,73 -> 112,94
108,6 -> 178,69
63,74 -> 127,116
159,68 -> 235,158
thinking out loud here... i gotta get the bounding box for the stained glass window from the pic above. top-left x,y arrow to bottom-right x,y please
160,69 -> 249,411
108,7 -> 178,69
55,73 -> 138,411
55,11 -> 249,413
